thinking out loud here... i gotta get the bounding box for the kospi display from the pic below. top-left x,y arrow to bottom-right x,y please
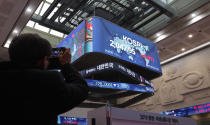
57,16 -> 162,80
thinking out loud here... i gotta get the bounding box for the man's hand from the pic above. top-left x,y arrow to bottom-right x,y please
58,48 -> 71,65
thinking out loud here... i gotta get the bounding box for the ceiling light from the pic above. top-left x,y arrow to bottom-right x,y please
155,34 -> 168,43
4,43 -> 10,48
190,15 -> 203,24
13,29 -> 19,34
156,33 -> 161,37
191,13 -> 196,18
6,39 -> 12,44
4,39 -> 12,48
188,34 -> 193,38
181,48 -> 185,51
26,7 -> 33,13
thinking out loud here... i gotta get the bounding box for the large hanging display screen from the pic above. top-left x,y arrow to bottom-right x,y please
56,17 -> 162,79
92,17 -> 161,73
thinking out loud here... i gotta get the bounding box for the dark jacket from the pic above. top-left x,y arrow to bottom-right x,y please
0,61 -> 89,125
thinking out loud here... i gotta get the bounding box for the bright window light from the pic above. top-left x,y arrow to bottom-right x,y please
160,0 -> 175,4
57,3 -> 62,7
4,43 -> 10,48
46,0 -> 54,3
59,17 -> 66,23
64,34 -> 68,38
40,3 -> 50,16
34,23 -> 50,33
50,30 -> 64,37
26,20 -> 35,27
167,0 -> 175,4
13,29 -> 19,34
160,0 -> 167,4
35,2 -> 44,15
47,7 -> 58,19
55,18 -> 59,22
4,39 -> 12,48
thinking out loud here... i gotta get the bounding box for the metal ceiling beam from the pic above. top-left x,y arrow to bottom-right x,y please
131,12 -> 162,32
147,0 -> 176,17
127,8 -> 156,29
41,0 -> 61,21
112,0 -> 133,12
50,3 -> 68,22
31,14 -> 73,34
121,5 -> 154,27
62,0 -> 88,25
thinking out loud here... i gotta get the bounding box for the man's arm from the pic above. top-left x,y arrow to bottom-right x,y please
53,48 -> 89,114
60,63 -> 89,108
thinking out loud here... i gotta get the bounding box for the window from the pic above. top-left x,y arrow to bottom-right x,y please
160,0 -> 175,4
35,2 -> 44,15
4,43 -> 10,48
47,7 -> 58,19
50,30 -> 64,37
34,23 -> 50,33
40,2 -> 50,16
26,20 -> 35,27
46,0 -> 54,3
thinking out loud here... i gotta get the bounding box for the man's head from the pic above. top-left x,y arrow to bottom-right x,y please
9,33 -> 52,69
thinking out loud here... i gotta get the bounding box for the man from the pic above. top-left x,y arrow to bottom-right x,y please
0,33 -> 89,125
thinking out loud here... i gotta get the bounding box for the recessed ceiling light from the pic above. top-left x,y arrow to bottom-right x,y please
4,39 -> 12,48
13,29 -> 19,34
181,48 -> 185,51
191,13 -> 196,18
156,33 -> 161,37
6,39 -> 12,44
188,34 -> 193,38
26,7 -> 32,13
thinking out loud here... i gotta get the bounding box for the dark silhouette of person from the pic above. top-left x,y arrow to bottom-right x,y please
0,33 -> 89,125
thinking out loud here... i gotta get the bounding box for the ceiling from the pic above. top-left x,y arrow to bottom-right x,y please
156,2 -> 210,62
30,0 -> 175,36
1,0 -> 210,62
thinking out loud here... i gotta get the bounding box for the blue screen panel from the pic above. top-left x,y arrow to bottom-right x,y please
160,102 -> 210,117
92,17 -> 161,73
80,62 -> 153,87
57,116 -> 87,125
57,21 -> 86,62
85,79 -> 154,93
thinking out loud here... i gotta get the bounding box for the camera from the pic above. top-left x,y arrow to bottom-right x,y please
51,47 -> 66,57
48,47 -> 66,69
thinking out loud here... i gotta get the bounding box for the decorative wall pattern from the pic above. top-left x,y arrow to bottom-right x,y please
183,72 -> 204,89
118,46 -> 210,113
